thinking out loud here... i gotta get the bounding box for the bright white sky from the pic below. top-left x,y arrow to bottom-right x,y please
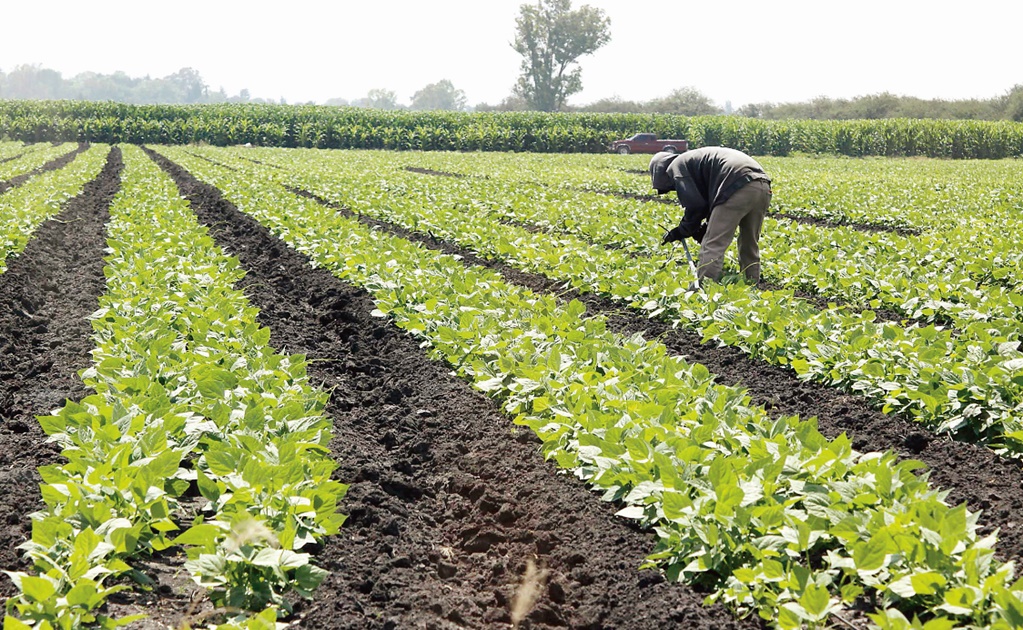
3,0 -> 1020,108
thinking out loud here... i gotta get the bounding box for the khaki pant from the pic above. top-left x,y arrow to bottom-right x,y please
697,180 -> 772,283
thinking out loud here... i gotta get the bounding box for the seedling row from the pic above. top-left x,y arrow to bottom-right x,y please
1,144 -> 1022,629
155,145 -> 1023,628
178,147 -> 1023,458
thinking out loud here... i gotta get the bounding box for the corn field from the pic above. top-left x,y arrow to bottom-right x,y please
2,100 -> 1022,158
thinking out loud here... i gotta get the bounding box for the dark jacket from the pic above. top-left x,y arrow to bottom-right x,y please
650,147 -> 770,237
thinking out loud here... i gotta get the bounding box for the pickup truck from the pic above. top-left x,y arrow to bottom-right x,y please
609,133 -> 688,155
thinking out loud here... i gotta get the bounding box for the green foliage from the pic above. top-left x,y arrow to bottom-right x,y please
646,87 -> 721,117
162,144 -> 1023,626
409,79 -> 467,112
1004,85 -> 1023,123
5,100 -> 1019,157
0,143 -> 76,181
511,0 -> 612,111
0,145 -> 109,273
3,147 -> 344,628
193,146 -> 1023,459
177,520 -> 328,614
743,90 -> 1022,123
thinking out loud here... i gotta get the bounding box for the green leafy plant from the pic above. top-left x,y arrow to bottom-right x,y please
0,144 -> 108,274
188,145 -> 1023,459
160,143 -> 1023,626
4,146 -> 345,629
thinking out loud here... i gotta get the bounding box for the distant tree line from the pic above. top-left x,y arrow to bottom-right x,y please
566,87 -> 1023,122
0,64 -> 278,105
733,88 -> 1023,122
325,80 -> 468,112
478,86 -> 722,116
475,85 -> 1023,122
3,60 -> 1022,122
0,64 -> 471,112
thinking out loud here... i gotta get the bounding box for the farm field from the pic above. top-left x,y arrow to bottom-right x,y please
1,140 -> 1022,629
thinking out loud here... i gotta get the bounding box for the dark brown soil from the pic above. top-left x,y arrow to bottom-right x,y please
281,186 -> 1023,568
4,145 -> 1017,629
237,155 -> 281,169
405,166 -> 467,179
0,151 -> 27,165
0,146 -> 120,596
0,143 -> 90,195
142,148 -> 766,629
184,150 -> 237,171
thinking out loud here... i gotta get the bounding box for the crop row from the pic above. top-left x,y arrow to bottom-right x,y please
3,101 -> 1023,157
459,152 -> 1023,233
396,148 -> 1023,291
154,145 -> 1023,628
390,150 -> 1023,280
382,149 -> 1023,332
181,146 -> 1023,462
0,143 -> 79,182
0,141 -> 33,162
601,156 -> 1023,260
3,146 -> 344,629
0,145 -> 108,274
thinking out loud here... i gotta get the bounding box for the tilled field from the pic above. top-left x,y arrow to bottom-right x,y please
2,145 -> 1023,629
0,148 -> 122,592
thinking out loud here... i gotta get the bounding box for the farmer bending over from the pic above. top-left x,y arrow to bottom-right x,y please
650,146 -> 772,285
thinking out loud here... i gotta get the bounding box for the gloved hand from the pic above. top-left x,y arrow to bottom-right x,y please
661,225 -> 696,245
661,226 -> 687,245
693,223 -> 708,244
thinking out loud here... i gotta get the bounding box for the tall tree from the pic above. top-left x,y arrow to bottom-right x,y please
410,79 -> 467,111
511,0 -> 610,112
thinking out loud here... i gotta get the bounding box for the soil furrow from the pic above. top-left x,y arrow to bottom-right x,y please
405,166 -> 467,179
0,143 -> 91,195
283,186 -> 1023,566
185,150 -> 238,171
146,149 -> 764,629
237,155 -> 281,169
769,211 -> 921,236
0,146 -> 121,597
0,151 -> 27,166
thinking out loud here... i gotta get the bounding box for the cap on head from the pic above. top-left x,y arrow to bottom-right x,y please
649,151 -> 678,194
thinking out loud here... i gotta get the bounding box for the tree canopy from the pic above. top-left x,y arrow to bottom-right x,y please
511,0 -> 611,112
410,79 -> 467,111
647,87 -> 720,116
